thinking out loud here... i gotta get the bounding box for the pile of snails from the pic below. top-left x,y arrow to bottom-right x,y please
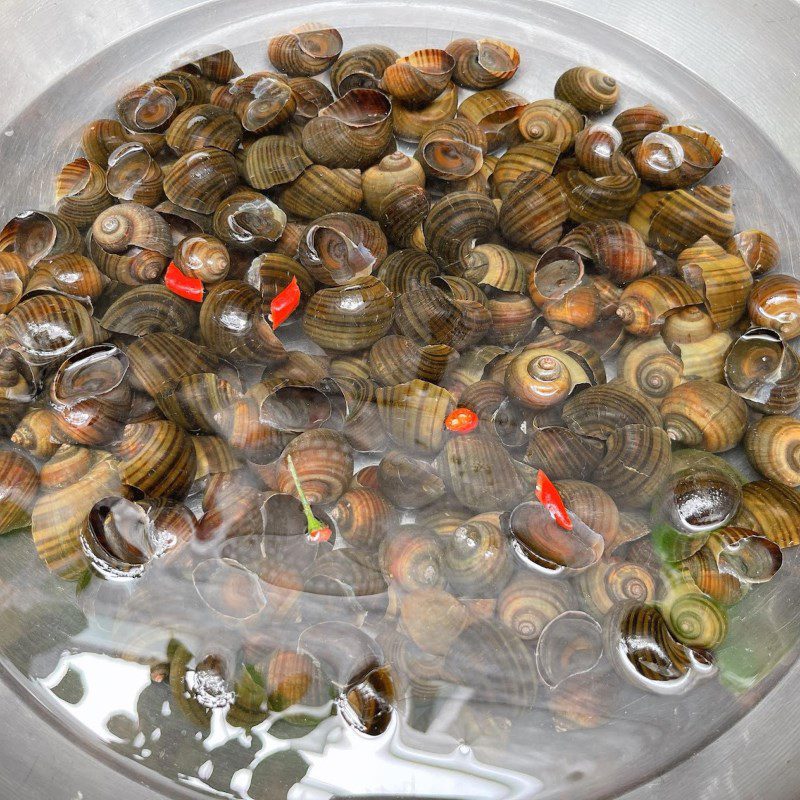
1,22 -> 799,740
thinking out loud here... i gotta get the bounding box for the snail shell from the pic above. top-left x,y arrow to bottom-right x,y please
562,382 -> 662,440
106,142 -> 164,206
677,236 -> 752,330
457,89 -> 527,151
0,448 -> 39,535
255,252 -> 314,312
574,123 -> 635,178
726,229 -> 780,277
612,105 -> 670,153
632,126 -> 723,189
286,76 -> 334,123
535,610 -> 603,689
629,185 -> 735,256
662,571 -> 728,650
518,98 -> 584,153
724,327 -> 800,414
577,558 -> 657,617
557,170 -> 641,224
368,335 -> 458,386
298,212 -> 387,285
497,574 -> 573,640
277,165 -> 363,220
554,66 -> 619,115
155,69 -> 212,111
616,275 -> 703,336
302,89 -> 394,170
707,526 -> 782,585
377,450 -> 446,510
378,185 -> 431,249
381,49 -> 455,106
327,486 -> 397,551
330,44 -> 399,97
486,293 -> 538,346
617,337 -> 684,404
682,545 -> 746,607
392,82 -> 459,142
416,119 -> 487,182
747,274 -> 800,340
173,233 -> 229,284
26,253 -> 108,303
375,379 -> 456,456
504,348 -> 590,410
500,171 -> 569,253
117,83 -> 176,132
91,203 -> 173,257
82,118 -> 162,168
156,371 -> 241,434
268,24 -> 343,77
444,512 -> 513,597
91,239 -> 169,289
491,141 -> 561,199
54,157 -> 114,227
362,151 -> 425,217
100,284 -> 197,338
163,148 -> 239,214
241,134 -> 311,190
190,49 -> 242,82
379,524 -> 446,591
11,408 -> 61,460
661,380 -> 747,452
212,189 -> 287,249
0,210 -> 82,267
212,73 -> 297,134
735,479 -> 800,548
554,479 -> 620,547
400,588 -> 468,656
435,432 -> 528,511
165,103 -> 242,155
446,38 -> 519,90
524,427 -> 604,481
49,345 -> 132,446
745,415 -> 800,486
303,277 -> 394,353
0,252 -> 29,314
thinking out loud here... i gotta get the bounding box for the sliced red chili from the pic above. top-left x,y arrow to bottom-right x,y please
535,469 -> 573,530
164,262 -> 204,302
445,407 -> 479,433
269,276 -> 301,330
307,523 -> 332,544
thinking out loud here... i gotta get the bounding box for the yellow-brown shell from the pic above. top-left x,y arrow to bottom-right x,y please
518,98 -> 584,153
747,274 -> 800,340
725,229 -> 780,277
54,157 -> 114,227
268,23 -> 343,77
554,66 -> 619,115
392,83 -> 459,142
445,38 -> 520,90
381,49 -> 455,106
457,89 -> 527,151
616,275 -> 703,337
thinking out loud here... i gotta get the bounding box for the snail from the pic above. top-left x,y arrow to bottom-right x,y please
497,574 -> 573,640
632,125 -> 723,189
416,119 -> 487,182
54,157 -> 114,227
457,88 -> 527,151
106,142 -> 164,206
392,83 -> 459,142
554,66 -> 619,115
446,38 -> 519,90
240,134 -> 311,190
277,165 -> 364,220
330,44 -> 399,96
268,24 -> 343,77
726,229 -> 780,277
491,141 -> 560,198
745,415 -> 800,487
747,274 -> 800,340
381,49 -> 455,106
361,152 -> 425,217
499,170 -> 569,251
518,98 -> 584,153
612,105 -> 670,153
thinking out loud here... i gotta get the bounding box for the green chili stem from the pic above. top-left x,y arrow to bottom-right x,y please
286,455 -> 327,534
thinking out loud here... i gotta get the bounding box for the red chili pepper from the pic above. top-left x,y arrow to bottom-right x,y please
164,262 -> 204,302
535,469 -> 573,530
269,276 -> 301,330
445,407 -> 479,433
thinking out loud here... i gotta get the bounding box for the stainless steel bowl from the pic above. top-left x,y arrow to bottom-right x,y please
1,1 -> 800,798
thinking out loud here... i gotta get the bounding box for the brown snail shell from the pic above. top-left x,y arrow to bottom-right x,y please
574,123 -> 635,178
725,229 -> 780,277
0,448 -> 39,535
524,427 -> 604,481
330,44 -> 399,96
54,157 -> 114,227
212,189 -> 286,249
747,274 -> 800,340
378,185 -> 431,249
555,66 -> 619,115
706,526 -> 782,585
745,414 -> 800,486
661,380 -> 747,452
32,450 -> 123,579
277,165 -> 363,220
368,335 -> 458,386
327,486 -> 396,551
435,432 -> 527,511
735,479 -> 800,548
100,284 -> 197,338
117,83 -> 176,132
629,185 -> 735,256
632,126 -> 723,189
0,252 -> 29,314
303,277 -> 394,353
276,429 -> 353,505
81,118 -> 163,168
446,38 -> 519,90
616,275 -> 703,336
561,220 -> 655,286
504,348 -> 589,410
377,450 -> 446,510
115,420 -> 196,500
255,252 -> 314,312
499,170 -> 569,252
376,379 -> 456,456
557,170 -> 641,224
49,344 -> 132,446
416,119 -> 487,182
155,371 -> 241,434
423,190 -> 497,270
497,574 -> 573,641
452,379 -> 504,426
268,24 -> 343,77
0,210 -> 82,267
444,512 -> 513,597
163,148 -> 239,214
91,238 -> 169,288
617,337 -> 684,404
554,480 -> 620,548
577,558 -> 657,616
212,73 -> 297,134
681,545 -> 745,607
491,141 -> 560,199
395,286 -> 491,351
188,49 -> 242,82
165,103 -> 242,155
298,212 -> 387,285
156,69 -> 212,111
152,200 -> 209,241
214,394 -> 291,464
26,253 -> 108,303
486,293 -> 538,346
200,280 -> 286,365
392,82 -> 459,142
3,293 -> 107,368
457,88 -> 527,151
612,105 -> 670,153
241,134 -> 311,190
661,305 -> 715,345
91,203 -> 173,257
442,344 -> 505,398
400,588 -> 468,656
286,76 -> 334,123
11,408 -> 61,460
106,142 -> 164,206
302,89 -> 394,170
561,382 -> 661,443
671,329 -> 733,384
518,98 -> 584,153
677,236 -> 752,330
173,233 -> 230,284
379,524 -> 446,591
381,49 -> 455,106
362,151 -> 426,217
